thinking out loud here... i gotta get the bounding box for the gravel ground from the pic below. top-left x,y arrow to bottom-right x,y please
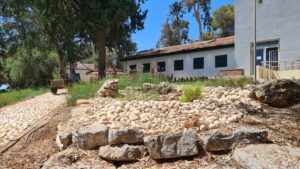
0,90 -> 67,148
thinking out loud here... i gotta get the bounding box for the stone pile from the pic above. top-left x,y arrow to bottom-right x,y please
142,82 -> 180,95
96,79 -> 119,97
58,86 -> 263,138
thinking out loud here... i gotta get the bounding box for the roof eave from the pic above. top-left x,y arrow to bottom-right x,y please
120,43 -> 235,61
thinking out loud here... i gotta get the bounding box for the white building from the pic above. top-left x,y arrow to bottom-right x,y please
120,37 -> 237,79
121,0 -> 300,80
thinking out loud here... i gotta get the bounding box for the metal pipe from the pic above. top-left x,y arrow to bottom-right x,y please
253,0 -> 257,83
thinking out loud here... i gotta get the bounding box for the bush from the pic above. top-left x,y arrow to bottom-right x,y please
179,85 -> 203,103
118,73 -> 165,89
5,46 -> 56,88
67,80 -> 105,106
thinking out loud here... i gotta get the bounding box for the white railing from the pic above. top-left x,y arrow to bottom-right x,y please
261,60 -> 300,71
259,60 -> 300,81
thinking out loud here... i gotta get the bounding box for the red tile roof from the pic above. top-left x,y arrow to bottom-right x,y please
120,36 -> 235,61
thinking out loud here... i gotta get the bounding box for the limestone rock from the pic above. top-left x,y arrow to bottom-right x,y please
73,122 -> 109,150
71,106 -> 90,118
56,130 -> 72,150
204,128 -> 268,152
76,99 -> 92,105
108,129 -> 144,145
144,130 -> 199,159
249,79 -> 300,107
232,144 -> 300,169
42,148 -> 116,169
99,144 -> 147,161
97,79 -> 119,97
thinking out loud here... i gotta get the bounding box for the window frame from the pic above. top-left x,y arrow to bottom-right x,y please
129,64 -> 137,70
143,63 -> 151,73
174,59 -> 184,71
157,61 -> 166,72
215,55 -> 228,68
193,57 -> 204,69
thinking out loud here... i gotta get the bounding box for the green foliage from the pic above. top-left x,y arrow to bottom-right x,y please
179,85 -> 203,103
212,4 -> 234,37
181,0 -> 212,40
67,80 -> 105,106
5,46 -> 56,88
0,87 -> 48,108
157,1 -> 189,48
175,77 -> 253,88
118,73 -> 164,89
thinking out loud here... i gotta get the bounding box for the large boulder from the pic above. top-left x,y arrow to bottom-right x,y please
232,144 -> 300,169
144,130 -> 199,160
249,79 -> 300,108
72,122 -> 109,150
142,82 -> 178,95
42,148 -> 116,169
97,79 -> 119,97
204,128 -> 268,152
108,129 -> 144,145
99,144 -> 147,161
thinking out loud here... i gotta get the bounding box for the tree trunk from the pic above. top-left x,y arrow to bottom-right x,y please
97,32 -> 106,79
52,39 -> 67,79
194,5 -> 203,40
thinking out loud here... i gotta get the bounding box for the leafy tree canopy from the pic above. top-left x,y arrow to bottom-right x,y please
212,4 -> 234,37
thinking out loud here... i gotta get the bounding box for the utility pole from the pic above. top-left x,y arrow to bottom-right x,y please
253,0 -> 257,84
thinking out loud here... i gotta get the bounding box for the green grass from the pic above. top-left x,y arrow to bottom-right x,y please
117,73 -> 165,89
0,87 -> 48,108
175,77 -> 253,88
67,80 -> 105,106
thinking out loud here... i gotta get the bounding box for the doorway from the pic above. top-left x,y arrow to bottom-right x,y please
266,47 -> 279,70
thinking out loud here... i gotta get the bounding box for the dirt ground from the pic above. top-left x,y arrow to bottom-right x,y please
0,103 -> 299,169
0,107 -> 71,169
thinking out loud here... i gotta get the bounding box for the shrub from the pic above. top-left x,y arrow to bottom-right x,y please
67,80 -> 105,106
118,73 -> 165,89
179,85 -> 203,103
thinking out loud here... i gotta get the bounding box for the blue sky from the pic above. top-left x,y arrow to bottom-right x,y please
132,0 -> 234,51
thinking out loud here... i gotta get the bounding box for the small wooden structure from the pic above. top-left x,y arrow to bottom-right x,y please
50,79 -> 68,94
219,69 -> 244,77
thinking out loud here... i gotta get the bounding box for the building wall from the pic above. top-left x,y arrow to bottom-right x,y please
67,69 -> 98,82
235,0 -> 300,75
123,47 -> 236,79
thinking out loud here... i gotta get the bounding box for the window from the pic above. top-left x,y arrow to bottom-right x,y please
143,63 -> 150,73
215,55 -> 227,68
157,61 -> 166,72
193,57 -> 204,69
129,64 -> 136,70
174,60 -> 184,71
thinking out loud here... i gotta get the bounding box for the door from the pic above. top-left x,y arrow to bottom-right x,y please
266,47 -> 279,70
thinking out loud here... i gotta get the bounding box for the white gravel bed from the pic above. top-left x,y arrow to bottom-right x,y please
0,90 -> 66,147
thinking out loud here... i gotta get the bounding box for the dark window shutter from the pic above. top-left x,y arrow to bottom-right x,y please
174,60 -> 184,71
157,62 -> 166,72
143,63 -> 151,73
193,57 -> 204,69
215,55 -> 227,68
130,64 -> 137,70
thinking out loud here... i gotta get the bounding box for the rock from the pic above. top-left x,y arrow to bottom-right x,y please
72,122 -> 109,150
99,144 -> 147,161
97,79 -> 119,97
144,130 -> 199,159
142,82 -> 177,95
108,129 -> 144,145
76,99 -> 92,105
249,79 -> 300,107
71,106 -> 90,118
42,148 -> 116,169
232,144 -> 300,169
142,83 -> 158,91
204,128 -> 268,152
56,130 -> 72,150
